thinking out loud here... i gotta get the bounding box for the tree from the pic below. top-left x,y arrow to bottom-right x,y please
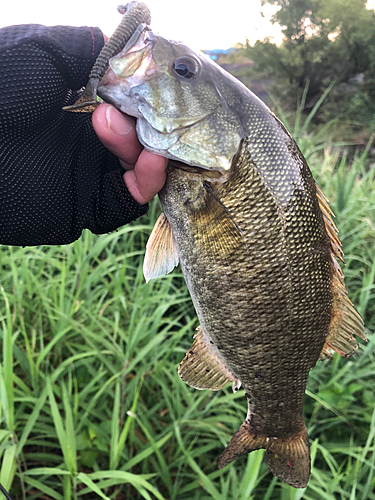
262,0 -> 326,44
247,0 -> 375,126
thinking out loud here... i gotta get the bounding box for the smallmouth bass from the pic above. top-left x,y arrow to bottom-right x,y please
97,25 -> 366,488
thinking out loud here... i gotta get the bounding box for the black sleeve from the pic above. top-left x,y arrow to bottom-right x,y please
0,24 -> 148,246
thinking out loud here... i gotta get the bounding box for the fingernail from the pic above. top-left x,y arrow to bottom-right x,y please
105,105 -> 133,135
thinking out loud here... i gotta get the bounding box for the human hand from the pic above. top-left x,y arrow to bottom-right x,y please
92,103 -> 167,205
0,24 -> 166,246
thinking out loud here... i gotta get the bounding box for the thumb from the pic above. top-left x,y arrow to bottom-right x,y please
123,150 -> 167,205
92,103 -> 142,167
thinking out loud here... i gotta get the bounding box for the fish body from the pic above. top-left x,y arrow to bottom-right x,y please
97,26 -> 366,488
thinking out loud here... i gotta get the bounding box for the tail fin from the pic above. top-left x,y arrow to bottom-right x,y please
218,420 -> 310,488
264,427 -> 310,488
218,421 -> 268,468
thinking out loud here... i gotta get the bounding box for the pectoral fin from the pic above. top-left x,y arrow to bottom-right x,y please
143,212 -> 179,282
178,327 -> 241,392
190,182 -> 244,259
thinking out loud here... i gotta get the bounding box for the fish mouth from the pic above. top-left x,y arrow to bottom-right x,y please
99,26 -> 212,134
98,25 -> 157,105
109,25 -> 157,81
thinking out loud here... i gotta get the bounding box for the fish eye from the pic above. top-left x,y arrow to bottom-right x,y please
172,57 -> 199,79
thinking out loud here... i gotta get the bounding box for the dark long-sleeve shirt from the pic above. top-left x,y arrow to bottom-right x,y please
0,24 -> 148,246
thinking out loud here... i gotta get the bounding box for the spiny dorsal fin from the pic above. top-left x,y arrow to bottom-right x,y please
143,212 -> 179,283
178,327 -> 241,392
315,183 -> 344,263
315,183 -> 366,359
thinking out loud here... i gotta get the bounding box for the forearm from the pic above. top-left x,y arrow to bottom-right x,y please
0,24 -> 148,246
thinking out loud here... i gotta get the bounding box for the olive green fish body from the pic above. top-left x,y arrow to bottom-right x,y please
160,134 -> 333,431
97,25 -> 366,488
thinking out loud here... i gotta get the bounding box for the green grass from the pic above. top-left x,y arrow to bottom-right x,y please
1,129 -> 375,499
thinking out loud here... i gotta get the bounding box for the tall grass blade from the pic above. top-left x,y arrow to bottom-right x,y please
76,473 -> 111,499
0,445 -> 17,492
0,287 -> 14,431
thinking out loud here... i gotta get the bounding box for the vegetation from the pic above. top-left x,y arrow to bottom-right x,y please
240,0 -> 375,137
0,102 -> 374,499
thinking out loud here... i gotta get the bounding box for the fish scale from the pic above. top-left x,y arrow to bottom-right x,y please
97,24 -> 366,488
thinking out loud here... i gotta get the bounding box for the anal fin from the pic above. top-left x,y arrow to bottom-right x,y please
143,212 -> 179,283
178,327 -> 241,392
219,419 -> 310,488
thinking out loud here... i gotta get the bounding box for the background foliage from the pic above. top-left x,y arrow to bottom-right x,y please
240,0 -> 375,136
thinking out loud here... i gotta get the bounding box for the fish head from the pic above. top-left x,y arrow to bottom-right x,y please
98,25 -> 244,174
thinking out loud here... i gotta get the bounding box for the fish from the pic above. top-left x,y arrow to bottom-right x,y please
97,25 -> 366,488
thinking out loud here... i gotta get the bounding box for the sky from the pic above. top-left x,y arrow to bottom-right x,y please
0,0 -> 283,50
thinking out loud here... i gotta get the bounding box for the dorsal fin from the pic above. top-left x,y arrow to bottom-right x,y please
321,274 -> 366,359
143,212 -> 179,282
315,183 -> 344,264
315,183 -> 366,359
178,327 -> 241,392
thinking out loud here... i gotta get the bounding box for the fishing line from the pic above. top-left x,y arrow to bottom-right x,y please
0,483 -> 13,500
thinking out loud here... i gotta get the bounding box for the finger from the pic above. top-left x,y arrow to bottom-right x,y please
123,149 -> 167,205
92,103 -> 142,167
